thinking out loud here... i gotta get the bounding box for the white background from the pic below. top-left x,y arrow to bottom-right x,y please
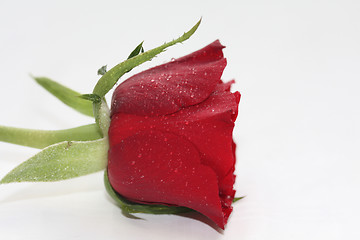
1,0 -> 359,239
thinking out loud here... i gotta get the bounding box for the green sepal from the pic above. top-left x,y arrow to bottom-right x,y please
93,98 -> 110,137
32,76 -> 94,117
0,138 -> 108,184
93,19 -> 201,98
104,170 -> 192,214
233,196 -> 245,203
127,41 -> 144,59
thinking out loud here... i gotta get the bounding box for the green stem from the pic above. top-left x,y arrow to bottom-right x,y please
0,124 -> 102,149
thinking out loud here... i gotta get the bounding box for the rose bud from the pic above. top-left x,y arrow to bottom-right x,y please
107,40 -> 240,229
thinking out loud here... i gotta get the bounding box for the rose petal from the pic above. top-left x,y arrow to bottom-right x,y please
175,39 -> 225,63
111,40 -> 226,116
108,130 -> 227,229
109,83 -> 239,178
109,82 -> 240,225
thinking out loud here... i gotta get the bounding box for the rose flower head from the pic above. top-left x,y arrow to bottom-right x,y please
0,20 -> 241,230
108,40 -> 240,229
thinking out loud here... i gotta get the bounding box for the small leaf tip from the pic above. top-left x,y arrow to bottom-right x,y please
97,65 -> 107,76
233,196 -> 246,203
80,93 -> 101,103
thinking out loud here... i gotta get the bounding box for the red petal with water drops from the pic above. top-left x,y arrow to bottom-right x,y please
108,40 -> 240,229
111,40 -> 226,116
108,130 -> 226,229
109,81 -> 239,227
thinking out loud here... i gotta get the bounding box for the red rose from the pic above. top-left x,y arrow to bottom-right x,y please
107,40 -> 240,229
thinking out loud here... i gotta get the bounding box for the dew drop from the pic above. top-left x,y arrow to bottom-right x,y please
131,161 -> 136,165
137,153 -> 142,158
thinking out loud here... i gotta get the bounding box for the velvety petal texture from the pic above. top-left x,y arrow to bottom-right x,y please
108,40 -> 240,229
111,40 -> 226,116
